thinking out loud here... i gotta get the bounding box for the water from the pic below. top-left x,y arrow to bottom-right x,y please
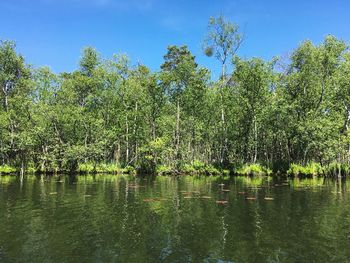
0,175 -> 350,263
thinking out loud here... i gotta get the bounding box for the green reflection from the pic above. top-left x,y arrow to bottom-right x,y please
0,175 -> 349,262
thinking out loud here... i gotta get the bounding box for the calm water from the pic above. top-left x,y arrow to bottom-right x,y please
0,175 -> 350,263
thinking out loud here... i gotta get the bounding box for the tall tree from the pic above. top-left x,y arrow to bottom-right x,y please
0,40 -> 33,173
203,15 -> 243,79
160,45 -> 199,164
203,15 -> 243,165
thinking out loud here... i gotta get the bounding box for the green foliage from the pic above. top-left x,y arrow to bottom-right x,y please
0,165 -> 17,174
205,165 -> 222,176
236,164 -> 272,176
323,162 -> 350,177
1,27 -> 350,177
77,163 -> 125,174
203,15 -> 242,77
121,165 -> 136,175
287,163 -> 324,177
96,163 -> 119,173
222,169 -> 230,176
26,163 -> 37,174
80,47 -> 100,76
155,165 -> 172,176
181,161 -> 223,176
77,163 -> 95,173
181,164 -> 196,174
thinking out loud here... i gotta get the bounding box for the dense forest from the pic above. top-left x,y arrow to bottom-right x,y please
1,16 -> 350,176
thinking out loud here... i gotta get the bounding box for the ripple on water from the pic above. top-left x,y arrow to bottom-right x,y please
0,175 -> 349,262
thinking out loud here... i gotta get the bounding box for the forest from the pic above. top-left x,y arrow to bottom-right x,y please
1,16 -> 350,177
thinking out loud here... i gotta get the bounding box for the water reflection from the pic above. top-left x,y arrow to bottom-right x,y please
0,175 -> 350,262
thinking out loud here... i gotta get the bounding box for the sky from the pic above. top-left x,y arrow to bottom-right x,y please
1,0 -> 350,78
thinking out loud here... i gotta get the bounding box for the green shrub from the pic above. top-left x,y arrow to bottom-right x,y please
236,163 -> 271,176
26,166 -> 37,174
287,162 -> 323,177
96,163 -> 119,173
222,169 -> 230,176
192,160 -> 206,172
324,162 -> 350,177
0,165 -> 17,174
77,163 -> 121,174
182,164 -> 196,174
180,161 -> 221,175
121,165 -> 136,175
106,163 -> 119,173
77,163 -> 95,173
155,165 -> 172,175
205,164 -> 221,175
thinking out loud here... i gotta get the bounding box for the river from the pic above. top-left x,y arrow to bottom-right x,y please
0,175 -> 349,262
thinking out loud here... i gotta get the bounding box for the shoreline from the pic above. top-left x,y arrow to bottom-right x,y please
1,162 -> 349,178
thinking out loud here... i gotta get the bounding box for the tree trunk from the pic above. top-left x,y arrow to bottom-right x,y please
253,115 -> 258,163
175,100 -> 180,157
221,64 -> 225,80
152,120 -> 156,141
20,155 -> 25,179
125,116 -> 129,164
220,60 -> 227,165
220,93 -> 227,165
114,141 -> 120,165
4,92 -> 8,113
342,106 -> 350,134
84,123 -> 88,163
133,102 -> 138,164
2,82 -> 9,112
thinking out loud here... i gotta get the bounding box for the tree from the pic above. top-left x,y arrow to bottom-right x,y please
231,57 -> 275,163
203,15 -> 243,166
0,40 -> 33,173
160,45 -> 199,164
1,34 -> 350,176
203,15 -> 243,79
80,47 -> 100,77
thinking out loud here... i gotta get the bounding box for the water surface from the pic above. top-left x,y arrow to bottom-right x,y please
1,175 -> 350,262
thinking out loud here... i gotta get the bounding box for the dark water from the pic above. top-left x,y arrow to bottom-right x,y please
0,175 -> 350,263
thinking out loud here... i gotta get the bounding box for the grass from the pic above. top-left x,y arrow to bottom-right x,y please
236,163 -> 272,176
77,163 -> 135,174
77,163 -> 95,173
323,162 -> 350,177
0,165 -> 17,174
287,162 -> 323,177
120,165 -> 136,175
155,165 -> 173,175
4,160 -> 350,178
155,161 -> 225,176
181,161 -> 222,176
286,162 -> 350,178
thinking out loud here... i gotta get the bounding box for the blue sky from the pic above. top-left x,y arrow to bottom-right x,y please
1,0 -> 350,78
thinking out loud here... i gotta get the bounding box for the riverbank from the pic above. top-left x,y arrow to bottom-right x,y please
1,162 -> 350,177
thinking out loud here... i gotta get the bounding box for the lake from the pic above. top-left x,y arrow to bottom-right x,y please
0,175 -> 350,262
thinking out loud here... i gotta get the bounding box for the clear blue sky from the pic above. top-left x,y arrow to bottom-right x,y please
1,0 -> 349,78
